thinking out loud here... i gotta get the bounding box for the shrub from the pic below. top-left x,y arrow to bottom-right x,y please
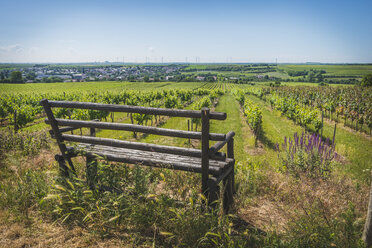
0,129 -> 50,155
276,132 -> 335,178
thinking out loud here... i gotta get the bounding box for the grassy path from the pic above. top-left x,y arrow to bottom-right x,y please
246,94 -> 304,146
210,94 -> 253,162
244,94 -> 305,166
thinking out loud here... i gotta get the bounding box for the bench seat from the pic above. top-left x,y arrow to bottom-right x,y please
74,144 -> 234,176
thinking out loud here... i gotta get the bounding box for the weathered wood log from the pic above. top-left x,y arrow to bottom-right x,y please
207,177 -> 220,209
40,99 -> 76,174
86,155 -> 97,190
227,138 -> 235,194
216,165 -> 234,184
201,108 -> 210,194
209,131 -> 235,154
86,123 -> 97,189
222,167 -> 234,213
46,118 -> 226,141
364,172 -> 372,248
55,134 -> 226,161
46,100 -> 227,120
49,126 -> 81,138
76,144 -> 232,172
77,146 -> 232,176
55,154 -> 69,177
62,134 -> 203,158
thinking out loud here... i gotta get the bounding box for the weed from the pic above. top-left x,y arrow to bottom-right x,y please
0,168 -> 49,221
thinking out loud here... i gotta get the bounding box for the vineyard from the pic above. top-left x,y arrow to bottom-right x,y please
1,81 -> 372,247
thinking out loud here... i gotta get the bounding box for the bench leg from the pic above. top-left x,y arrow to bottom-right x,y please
55,154 -> 69,177
207,177 -> 220,210
232,164 -> 236,194
86,155 -> 97,190
223,171 -> 234,213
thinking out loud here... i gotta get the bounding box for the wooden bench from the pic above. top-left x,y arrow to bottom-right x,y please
41,99 -> 235,212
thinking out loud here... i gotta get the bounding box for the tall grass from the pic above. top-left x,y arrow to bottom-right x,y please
0,168 -> 49,221
41,161 -> 259,246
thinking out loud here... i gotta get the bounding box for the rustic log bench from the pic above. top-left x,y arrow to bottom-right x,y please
41,99 -> 235,212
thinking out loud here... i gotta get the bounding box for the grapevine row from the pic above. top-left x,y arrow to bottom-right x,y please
0,88 -> 216,130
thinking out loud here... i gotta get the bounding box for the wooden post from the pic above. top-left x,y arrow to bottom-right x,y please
55,154 -> 69,177
86,155 -> 97,190
14,110 -> 18,132
40,99 -> 76,175
87,121 -> 98,189
321,111 -> 324,137
332,123 -> 337,145
187,119 -> 191,144
130,113 -> 137,138
201,108 -> 210,196
363,171 -> 372,248
207,177 -> 220,209
90,126 -> 96,137
227,138 -> 235,193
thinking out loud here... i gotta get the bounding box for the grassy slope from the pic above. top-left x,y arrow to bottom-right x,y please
278,64 -> 372,76
317,120 -> 372,182
247,93 -> 372,182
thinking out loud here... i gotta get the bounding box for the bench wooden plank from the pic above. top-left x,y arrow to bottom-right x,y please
62,134 -> 202,157
210,131 -> 235,154
47,118 -> 226,141
75,144 -> 234,176
47,100 -> 227,120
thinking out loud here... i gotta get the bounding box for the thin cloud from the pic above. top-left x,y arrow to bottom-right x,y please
59,39 -> 77,43
148,46 -> 155,53
30,47 -> 40,52
0,44 -> 23,53
68,47 -> 77,54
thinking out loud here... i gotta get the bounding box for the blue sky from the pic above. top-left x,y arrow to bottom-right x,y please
0,0 -> 371,63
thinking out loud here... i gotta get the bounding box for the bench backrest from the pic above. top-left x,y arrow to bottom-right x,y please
41,99 -> 229,190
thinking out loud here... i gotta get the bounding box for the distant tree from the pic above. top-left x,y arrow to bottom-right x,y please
361,74 -> 372,86
42,77 -> 52,83
144,75 -> 149,82
10,71 -> 23,83
25,72 -> 36,80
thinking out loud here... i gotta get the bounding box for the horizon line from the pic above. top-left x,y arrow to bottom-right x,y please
1,62 -> 372,65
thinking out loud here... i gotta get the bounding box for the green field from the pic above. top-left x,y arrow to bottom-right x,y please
0,81 -> 205,94
1,80 -> 371,247
278,64 -> 372,76
179,63 -> 372,82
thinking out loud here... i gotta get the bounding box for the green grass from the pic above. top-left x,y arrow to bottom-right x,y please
0,81 -> 205,94
247,94 -> 372,182
244,94 -> 305,165
1,82 -> 370,247
278,64 -> 372,77
315,120 -> 372,182
280,82 -> 351,86
210,94 -> 253,162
